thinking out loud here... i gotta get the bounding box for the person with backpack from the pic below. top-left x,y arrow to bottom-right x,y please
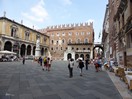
78,59 -> 84,76
42,56 -> 47,70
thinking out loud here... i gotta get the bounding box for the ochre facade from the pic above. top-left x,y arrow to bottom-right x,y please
0,16 -> 50,57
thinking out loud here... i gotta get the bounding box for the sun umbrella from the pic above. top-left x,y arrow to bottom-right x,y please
0,50 -> 17,55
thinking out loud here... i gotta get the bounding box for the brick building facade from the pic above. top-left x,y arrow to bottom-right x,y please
103,0 -> 132,67
39,22 -> 94,60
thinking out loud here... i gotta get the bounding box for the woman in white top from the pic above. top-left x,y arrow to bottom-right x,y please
68,58 -> 74,78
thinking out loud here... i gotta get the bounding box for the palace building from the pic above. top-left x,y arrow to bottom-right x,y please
39,22 -> 94,60
0,15 -> 50,58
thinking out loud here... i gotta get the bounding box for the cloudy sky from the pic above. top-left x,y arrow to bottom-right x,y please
0,0 -> 108,42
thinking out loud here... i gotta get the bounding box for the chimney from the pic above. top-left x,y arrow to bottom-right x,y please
4,11 -> 6,17
21,20 -> 23,24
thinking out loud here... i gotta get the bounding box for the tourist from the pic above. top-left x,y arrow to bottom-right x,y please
85,57 -> 89,70
22,56 -> 25,65
39,56 -> 42,66
47,57 -> 52,71
68,58 -> 74,78
78,59 -> 84,76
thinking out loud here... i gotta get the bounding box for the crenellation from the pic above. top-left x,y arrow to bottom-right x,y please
46,22 -> 94,30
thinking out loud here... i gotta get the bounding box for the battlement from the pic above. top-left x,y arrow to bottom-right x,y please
46,22 -> 93,30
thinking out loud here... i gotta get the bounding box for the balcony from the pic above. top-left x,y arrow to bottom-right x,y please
76,50 -> 90,53
67,42 -> 93,45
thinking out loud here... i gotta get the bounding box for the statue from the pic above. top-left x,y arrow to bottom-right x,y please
35,38 -> 41,57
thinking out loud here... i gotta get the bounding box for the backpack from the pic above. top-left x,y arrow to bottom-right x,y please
44,58 -> 47,62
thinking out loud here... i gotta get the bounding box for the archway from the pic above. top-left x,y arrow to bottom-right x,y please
33,46 -> 36,55
67,53 -> 72,60
4,41 -> 12,51
93,45 -> 104,59
41,48 -> 44,56
27,45 -> 31,55
80,54 -> 84,60
86,54 -> 90,59
75,54 -> 79,60
20,44 -> 26,56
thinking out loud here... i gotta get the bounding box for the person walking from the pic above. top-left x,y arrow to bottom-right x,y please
68,58 -> 74,78
85,57 -> 89,70
78,59 -> 84,76
39,56 -> 42,66
47,57 -> 52,71
22,56 -> 25,65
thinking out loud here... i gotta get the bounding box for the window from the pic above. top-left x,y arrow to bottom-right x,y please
51,40 -> 54,44
66,47 -> 67,50
10,25 -> 18,37
57,41 -> 58,45
62,32 -> 65,36
62,39 -> 65,43
83,48 -> 85,50
88,48 -> 90,50
72,47 -> 74,50
84,38 -> 88,43
51,33 -> 54,36
76,32 -> 79,36
57,33 -> 60,36
69,39 -> 72,44
51,47 -> 53,50
81,32 -> 84,35
76,48 -> 78,50
61,47 -> 63,50
77,39 -> 80,43
25,30 -> 30,40
87,32 -> 90,35
69,32 -> 72,36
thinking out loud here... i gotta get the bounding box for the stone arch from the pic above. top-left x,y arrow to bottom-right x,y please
27,45 -> 31,55
4,41 -> 12,51
80,54 -> 84,60
20,44 -> 26,56
86,54 -> 90,59
75,54 -> 79,60
41,47 -> 44,56
67,53 -> 72,60
93,45 -> 104,59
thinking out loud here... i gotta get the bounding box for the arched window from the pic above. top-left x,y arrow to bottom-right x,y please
84,38 -> 88,43
10,25 -> 18,37
77,39 -> 80,43
51,40 -> 54,44
68,39 -> 72,44
62,39 -> 65,43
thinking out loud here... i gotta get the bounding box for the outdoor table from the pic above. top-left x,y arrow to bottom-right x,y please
126,75 -> 132,90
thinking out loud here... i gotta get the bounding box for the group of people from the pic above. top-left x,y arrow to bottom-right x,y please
68,57 -> 90,78
38,56 -> 52,71
93,58 -> 102,72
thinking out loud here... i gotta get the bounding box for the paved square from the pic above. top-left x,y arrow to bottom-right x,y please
0,60 -> 122,99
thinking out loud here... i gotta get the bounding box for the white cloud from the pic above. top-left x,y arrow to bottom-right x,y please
61,0 -> 72,5
22,0 -> 49,23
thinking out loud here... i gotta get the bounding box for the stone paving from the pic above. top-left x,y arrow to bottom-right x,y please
0,60 -> 123,99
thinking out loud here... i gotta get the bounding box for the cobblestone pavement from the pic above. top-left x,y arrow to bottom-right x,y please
0,60 -> 122,99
